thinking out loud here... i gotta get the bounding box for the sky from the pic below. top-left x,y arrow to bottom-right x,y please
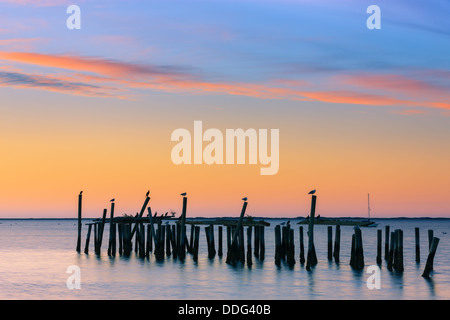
0,0 -> 449,218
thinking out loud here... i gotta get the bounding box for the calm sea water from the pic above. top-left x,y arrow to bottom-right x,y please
0,218 -> 449,300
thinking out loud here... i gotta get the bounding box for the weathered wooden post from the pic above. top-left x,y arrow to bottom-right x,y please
327,226 -> 333,261
349,234 -> 355,268
226,226 -> 232,252
351,227 -> 364,270
218,226 -> 223,257
395,229 -> 404,272
422,237 -> 440,278
189,224 -> 195,254
299,226 -> 305,264
147,207 -> 158,255
226,200 -> 248,265
166,224 -> 172,257
387,231 -> 396,271
384,225 -> 390,260
333,225 -> 340,263
209,224 -> 216,258
281,226 -> 287,260
415,227 -> 420,263
274,225 -> 281,266
259,226 -> 265,260
171,224 -> 177,259
76,191 -> 83,253
131,195 -> 151,239
254,225 -> 260,259
193,226 -> 200,262
118,223 -> 123,255
239,226 -> 245,264
376,229 -> 382,265
306,195 -> 318,271
179,195 -> 187,261
287,228 -> 295,267
145,224 -> 151,256
94,222 -> 98,254
205,226 -> 213,259
108,201 -> 116,257
247,226 -> 253,267
84,224 -> 92,254
139,222 -> 146,258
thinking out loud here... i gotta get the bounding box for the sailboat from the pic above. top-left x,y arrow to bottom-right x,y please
365,193 -> 378,227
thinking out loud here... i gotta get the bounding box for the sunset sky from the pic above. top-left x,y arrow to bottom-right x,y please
0,0 -> 449,218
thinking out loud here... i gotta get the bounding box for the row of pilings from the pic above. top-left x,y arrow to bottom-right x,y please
76,192 -> 440,278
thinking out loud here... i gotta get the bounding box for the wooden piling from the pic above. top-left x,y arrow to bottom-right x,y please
108,201 -> 116,257
131,196 -> 151,239
118,223 -> 123,255
376,229 -> 382,265
189,224 -> 195,254
384,225 -> 390,260
327,226 -> 333,261
415,227 -> 420,263
94,223 -> 99,255
350,227 -> 364,270
333,225 -> 340,263
138,222 -> 146,258
84,224 -> 92,254
387,231 -> 396,271
254,225 -> 260,258
226,200 -> 248,265
306,195 -> 318,271
193,226 -> 200,262
239,226 -> 245,264
76,192 -> 83,253
259,226 -> 265,260
147,207 -> 158,254
299,226 -> 305,264
247,226 -> 253,267
218,226 -> 223,257
166,224 -> 172,257
422,237 -> 440,278
287,228 -> 295,267
171,224 -> 177,259
179,196 -> 187,261
274,225 -> 281,266
395,229 -> 404,272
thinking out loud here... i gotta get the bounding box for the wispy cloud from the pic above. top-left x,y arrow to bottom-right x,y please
0,50 -> 448,111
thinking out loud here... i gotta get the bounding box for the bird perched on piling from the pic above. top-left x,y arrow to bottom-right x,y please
242,197 -> 248,201
79,191 -> 83,195
181,192 -> 187,196
308,189 -> 316,195
146,190 -> 150,197
110,198 -> 115,202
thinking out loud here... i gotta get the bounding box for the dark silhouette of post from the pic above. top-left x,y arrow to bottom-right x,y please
226,200 -> 248,265
333,225 -> 341,263
376,229 -> 382,265
108,201 -> 116,256
422,237 -> 440,278
131,195 -> 151,238
306,195 -> 318,271
76,191 -> 83,252
415,227 -> 420,263
179,196 -> 188,260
